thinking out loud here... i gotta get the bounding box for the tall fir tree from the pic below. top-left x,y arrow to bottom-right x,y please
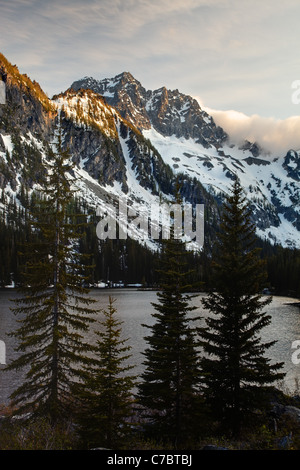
7,120 -> 96,424
77,296 -> 136,449
137,229 -> 202,447
200,178 -> 285,436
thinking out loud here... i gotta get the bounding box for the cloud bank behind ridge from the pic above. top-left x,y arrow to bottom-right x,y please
201,104 -> 300,156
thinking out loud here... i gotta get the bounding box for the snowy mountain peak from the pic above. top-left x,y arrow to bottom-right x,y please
0,51 -> 299,250
71,73 -> 228,149
71,72 -> 300,246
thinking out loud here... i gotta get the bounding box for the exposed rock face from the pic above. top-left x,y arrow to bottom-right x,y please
0,53 -> 299,249
239,140 -> 264,158
284,150 -> 300,181
54,89 -> 178,198
0,54 -> 53,139
71,73 -> 228,148
71,72 -> 152,131
0,59 -> 199,222
60,112 -> 128,191
0,54 -> 55,191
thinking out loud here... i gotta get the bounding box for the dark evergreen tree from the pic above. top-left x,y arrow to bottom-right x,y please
200,179 -> 285,436
77,296 -> 136,449
137,231 -> 202,447
6,121 -> 96,424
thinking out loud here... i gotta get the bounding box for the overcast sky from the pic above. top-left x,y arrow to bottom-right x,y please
1,0 -> 300,154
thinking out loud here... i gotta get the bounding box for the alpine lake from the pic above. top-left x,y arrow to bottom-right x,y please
0,288 -> 300,405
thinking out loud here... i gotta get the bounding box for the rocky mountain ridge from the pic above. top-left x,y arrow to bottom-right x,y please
71,72 -> 228,148
0,53 -> 299,250
70,72 -> 300,248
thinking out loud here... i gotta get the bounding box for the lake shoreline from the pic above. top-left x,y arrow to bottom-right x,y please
1,290 -> 300,406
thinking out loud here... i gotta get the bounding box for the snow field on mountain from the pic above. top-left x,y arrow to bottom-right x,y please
143,127 -> 300,248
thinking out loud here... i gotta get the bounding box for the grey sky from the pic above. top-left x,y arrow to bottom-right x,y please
1,0 -> 300,153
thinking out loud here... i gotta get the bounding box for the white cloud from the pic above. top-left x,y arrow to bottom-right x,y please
202,106 -> 300,156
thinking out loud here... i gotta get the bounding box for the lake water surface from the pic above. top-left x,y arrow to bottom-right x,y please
0,289 -> 300,405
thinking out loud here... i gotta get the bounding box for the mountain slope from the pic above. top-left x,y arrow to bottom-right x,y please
71,73 -> 300,248
71,72 -> 228,147
0,52 -> 298,254
0,55 -> 215,256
